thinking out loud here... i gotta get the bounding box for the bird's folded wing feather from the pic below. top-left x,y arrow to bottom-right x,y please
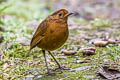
30,20 -> 48,50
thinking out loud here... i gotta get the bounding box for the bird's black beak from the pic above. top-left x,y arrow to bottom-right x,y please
65,13 -> 74,17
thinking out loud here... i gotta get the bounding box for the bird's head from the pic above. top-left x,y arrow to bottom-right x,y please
49,9 -> 73,20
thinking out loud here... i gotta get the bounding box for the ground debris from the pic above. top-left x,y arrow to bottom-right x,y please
98,66 -> 120,80
93,41 -> 108,47
76,59 -> 91,64
62,50 -> 76,55
82,47 -> 96,55
69,66 -> 92,72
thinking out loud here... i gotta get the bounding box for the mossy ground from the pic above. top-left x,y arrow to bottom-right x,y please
0,0 -> 120,80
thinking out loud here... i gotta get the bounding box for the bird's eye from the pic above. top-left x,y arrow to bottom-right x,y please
58,12 -> 62,17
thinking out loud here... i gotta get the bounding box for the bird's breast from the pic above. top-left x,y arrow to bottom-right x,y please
37,22 -> 69,51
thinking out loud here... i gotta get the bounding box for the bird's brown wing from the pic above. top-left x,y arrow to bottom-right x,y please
30,20 -> 48,50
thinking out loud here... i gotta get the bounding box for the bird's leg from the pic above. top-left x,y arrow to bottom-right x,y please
42,50 -> 55,75
48,51 -> 61,67
48,51 -> 69,72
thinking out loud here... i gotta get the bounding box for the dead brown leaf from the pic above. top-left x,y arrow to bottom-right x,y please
82,47 -> 96,55
98,66 -> 120,80
62,50 -> 76,55
76,59 -> 91,63
93,41 -> 108,47
107,39 -> 116,44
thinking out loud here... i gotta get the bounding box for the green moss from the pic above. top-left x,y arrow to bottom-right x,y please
0,0 -> 120,80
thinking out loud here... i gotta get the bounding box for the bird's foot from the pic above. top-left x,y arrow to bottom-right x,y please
53,66 -> 70,72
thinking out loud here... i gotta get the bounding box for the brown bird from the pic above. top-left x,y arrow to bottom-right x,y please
30,9 -> 73,75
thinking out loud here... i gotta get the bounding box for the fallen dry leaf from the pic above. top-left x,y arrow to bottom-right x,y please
62,50 -> 76,55
107,39 -> 116,44
93,41 -> 108,47
98,66 -> 120,80
82,47 -> 96,55
76,59 -> 91,64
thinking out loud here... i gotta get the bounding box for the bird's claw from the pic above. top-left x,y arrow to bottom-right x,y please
53,66 -> 70,72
